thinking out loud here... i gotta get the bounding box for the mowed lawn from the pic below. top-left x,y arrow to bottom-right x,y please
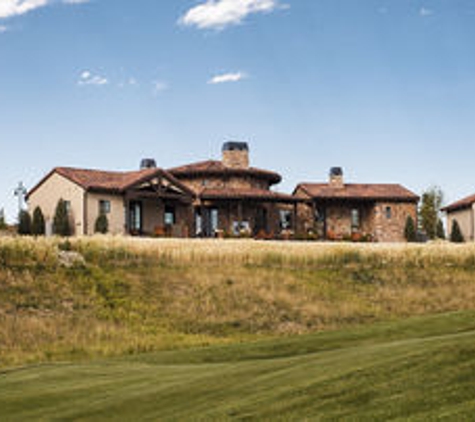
1,311 -> 475,421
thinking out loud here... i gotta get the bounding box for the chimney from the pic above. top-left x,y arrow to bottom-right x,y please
140,158 -> 157,169
329,167 -> 344,188
222,142 -> 249,169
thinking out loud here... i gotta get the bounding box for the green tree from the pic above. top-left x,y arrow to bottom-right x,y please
436,219 -> 446,240
419,186 -> 444,240
53,199 -> 71,237
31,206 -> 46,236
0,208 -> 6,230
450,220 -> 464,243
18,210 -> 31,235
94,213 -> 109,234
404,216 -> 417,242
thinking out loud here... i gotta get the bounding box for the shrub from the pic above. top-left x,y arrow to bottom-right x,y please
450,220 -> 464,243
31,206 -> 46,236
404,216 -> 417,242
0,208 -> 6,230
95,213 -> 109,234
53,199 -> 71,237
436,219 -> 446,240
18,210 -> 31,235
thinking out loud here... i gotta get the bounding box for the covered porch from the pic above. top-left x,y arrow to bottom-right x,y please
123,169 -> 195,237
194,189 -> 300,239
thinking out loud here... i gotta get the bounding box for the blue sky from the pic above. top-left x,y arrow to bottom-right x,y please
1,0 -> 475,221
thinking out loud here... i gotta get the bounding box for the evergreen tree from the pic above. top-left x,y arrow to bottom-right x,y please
404,216 -> 417,242
450,220 -> 464,243
419,186 -> 444,240
0,208 -> 6,230
436,219 -> 446,240
53,199 -> 71,237
31,206 -> 46,236
94,213 -> 109,234
18,210 -> 31,235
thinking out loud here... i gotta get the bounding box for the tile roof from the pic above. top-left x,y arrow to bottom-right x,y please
169,160 -> 282,184
295,183 -> 419,202
441,193 -> 475,213
27,167 -> 193,198
200,188 -> 298,202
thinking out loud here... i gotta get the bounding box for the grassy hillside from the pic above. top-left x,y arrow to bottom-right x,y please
2,237 -> 475,367
1,311 -> 475,421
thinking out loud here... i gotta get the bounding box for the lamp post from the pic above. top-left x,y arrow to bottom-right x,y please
14,182 -> 27,217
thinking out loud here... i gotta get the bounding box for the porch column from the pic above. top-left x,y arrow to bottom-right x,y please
293,202 -> 298,234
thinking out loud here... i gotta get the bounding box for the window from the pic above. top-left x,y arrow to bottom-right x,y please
386,206 -> 392,219
279,210 -> 292,230
64,200 -> 71,213
164,206 -> 176,226
99,200 -> 111,214
210,208 -> 219,234
351,209 -> 360,230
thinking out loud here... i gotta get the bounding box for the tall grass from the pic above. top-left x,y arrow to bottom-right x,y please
1,236 -> 475,368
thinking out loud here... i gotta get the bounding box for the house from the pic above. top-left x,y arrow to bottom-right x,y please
27,142 -> 297,238
27,165 -> 195,236
441,194 -> 475,241
294,168 -> 419,242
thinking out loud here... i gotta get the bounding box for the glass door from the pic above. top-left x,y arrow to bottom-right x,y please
129,201 -> 143,235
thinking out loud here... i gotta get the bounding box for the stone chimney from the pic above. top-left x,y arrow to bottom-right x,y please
222,142 -> 249,169
329,167 -> 344,188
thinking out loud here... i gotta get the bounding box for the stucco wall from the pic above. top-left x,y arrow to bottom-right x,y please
28,172 -> 85,235
86,193 -> 125,235
446,207 -> 473,241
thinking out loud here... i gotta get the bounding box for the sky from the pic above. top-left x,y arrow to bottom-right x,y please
1,0 -> 475,221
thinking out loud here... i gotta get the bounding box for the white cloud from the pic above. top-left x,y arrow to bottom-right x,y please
419,7 -> 434,17
208,71 -> 247,84
0,0 -> 89,20
179,0 -> 284,30
0,0 -> 49,19
0,25 -> 8,32
63,0 -> 90,4
152,81 -> 168,95
78,70 -> 108,86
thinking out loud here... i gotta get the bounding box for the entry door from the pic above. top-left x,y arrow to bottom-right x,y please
129,201 -> 143,234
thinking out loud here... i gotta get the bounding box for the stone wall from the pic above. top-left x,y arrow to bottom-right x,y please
222,149 -> 249,169
373,202 -> 418,242
177,175 -> 269,193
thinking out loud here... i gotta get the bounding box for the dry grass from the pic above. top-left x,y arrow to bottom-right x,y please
1,235 -> 475,367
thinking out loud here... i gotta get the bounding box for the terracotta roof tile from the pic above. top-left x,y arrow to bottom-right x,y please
296,183 -> 419,202
442,193 -> 475,213
28,167 -> 193,198
169,160 -> 282,184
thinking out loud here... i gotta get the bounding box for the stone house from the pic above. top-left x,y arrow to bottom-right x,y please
294,168 -> 419,242
168,142 -> 299,237
441,194 -> 475,241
